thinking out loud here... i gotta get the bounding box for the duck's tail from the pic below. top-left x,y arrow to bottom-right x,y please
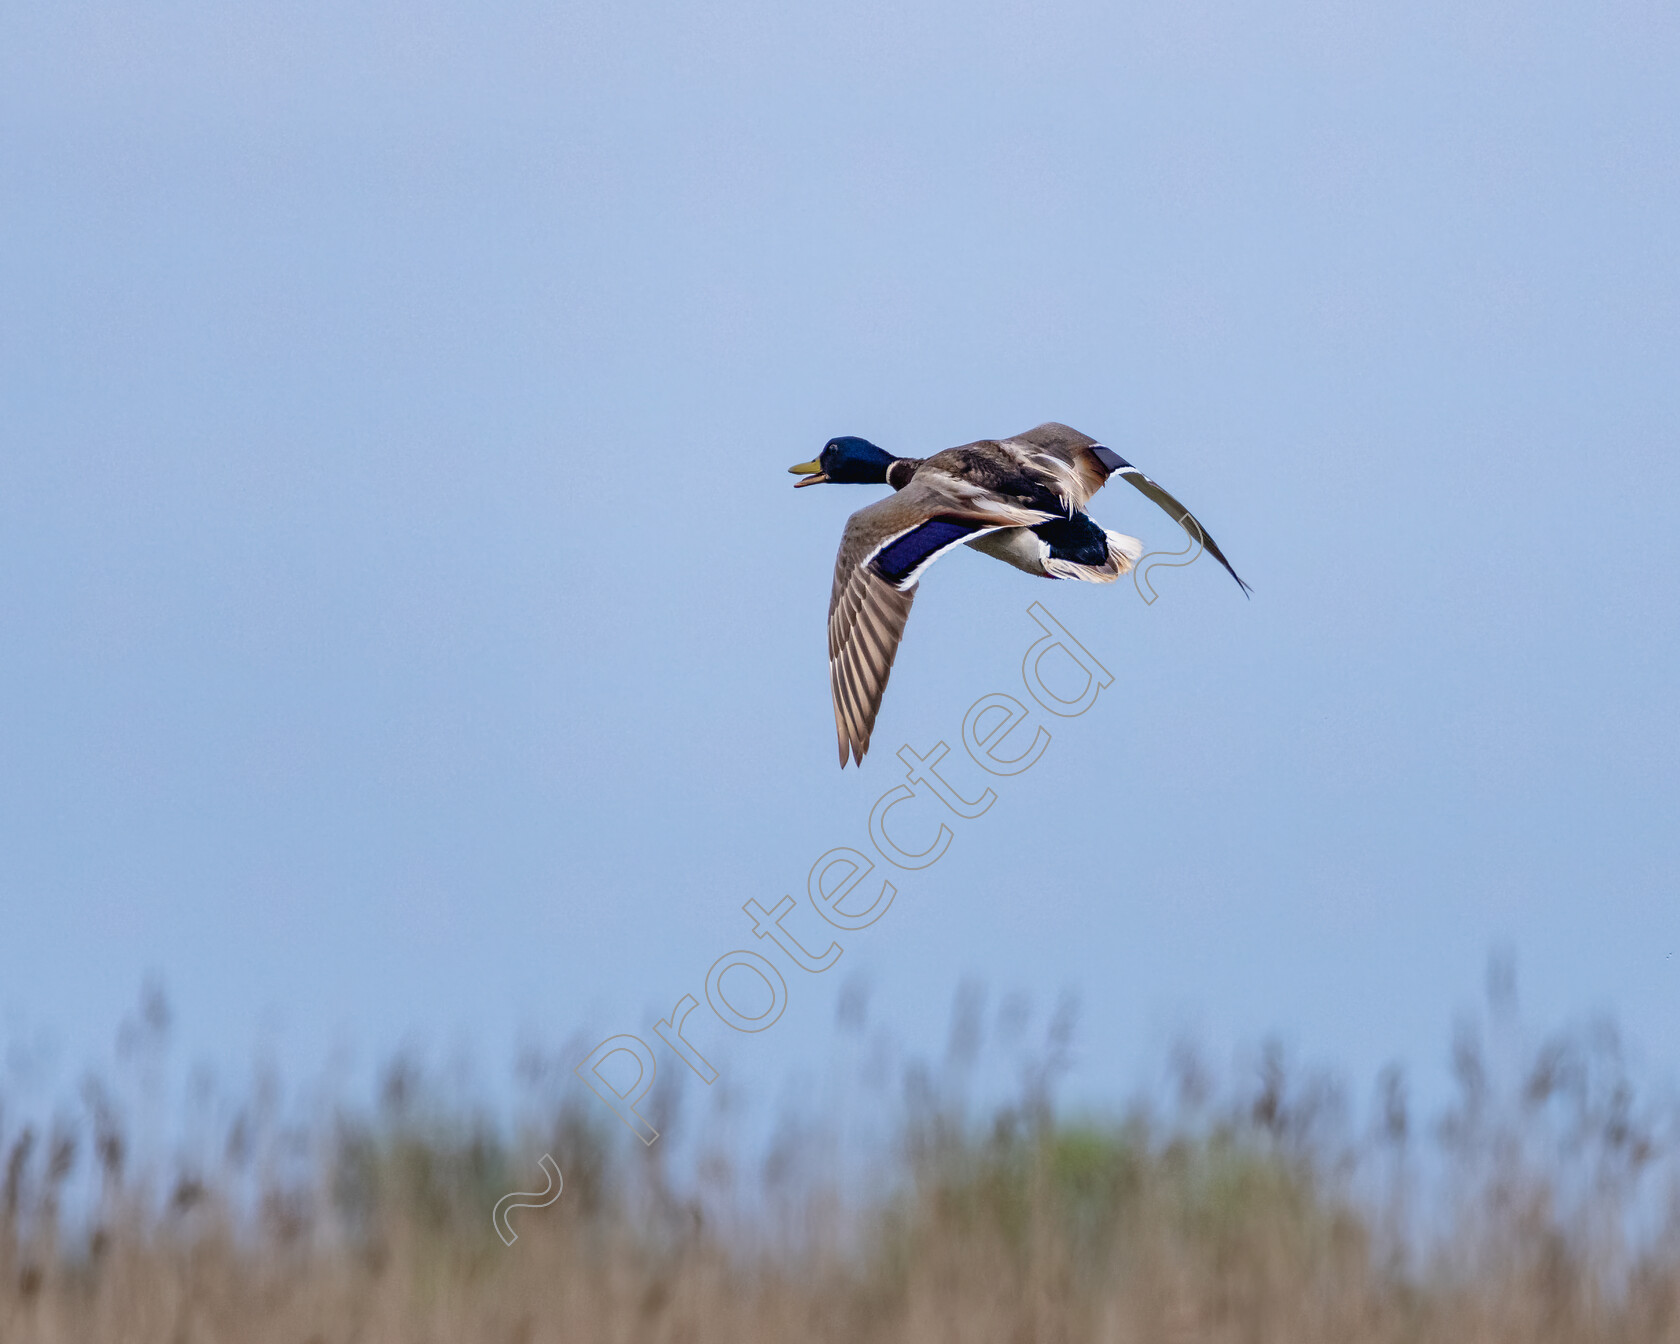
1042,526 -> 1142,583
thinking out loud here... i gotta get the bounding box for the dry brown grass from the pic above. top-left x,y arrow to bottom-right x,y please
3,978 -> 1679,1343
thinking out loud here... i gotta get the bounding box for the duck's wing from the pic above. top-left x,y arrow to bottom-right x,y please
998,422 -> 1113,509
1088,448 -> 1252,596
1000,424 -> 1250,595
827,483 -> 1053,767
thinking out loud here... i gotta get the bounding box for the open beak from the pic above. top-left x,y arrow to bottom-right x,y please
789,459 -> 828,487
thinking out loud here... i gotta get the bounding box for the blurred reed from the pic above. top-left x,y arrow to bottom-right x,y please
1,964 -> 1677,1343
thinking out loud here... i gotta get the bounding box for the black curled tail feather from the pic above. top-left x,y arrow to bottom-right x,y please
1030,514 -> 1110,568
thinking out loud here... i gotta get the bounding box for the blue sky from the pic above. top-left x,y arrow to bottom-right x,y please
2,0 -> 1677,1137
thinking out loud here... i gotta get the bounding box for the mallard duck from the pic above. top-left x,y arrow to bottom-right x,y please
789,422 -> 1250,767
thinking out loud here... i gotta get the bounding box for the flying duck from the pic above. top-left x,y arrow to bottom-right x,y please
789,422 -> 1250,767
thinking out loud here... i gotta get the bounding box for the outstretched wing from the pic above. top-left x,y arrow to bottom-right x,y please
991,425 -> 1249,594
1089,447 -> 1252,596
827,485 -> 1048,766
999,422 -> 1113,510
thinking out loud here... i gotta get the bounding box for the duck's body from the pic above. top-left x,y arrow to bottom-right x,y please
791,423 -> 1249,767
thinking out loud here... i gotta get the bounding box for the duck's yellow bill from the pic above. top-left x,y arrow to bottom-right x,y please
789,460 -> 828,487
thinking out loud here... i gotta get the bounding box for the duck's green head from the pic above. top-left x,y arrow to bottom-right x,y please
789,436 -> 895,487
